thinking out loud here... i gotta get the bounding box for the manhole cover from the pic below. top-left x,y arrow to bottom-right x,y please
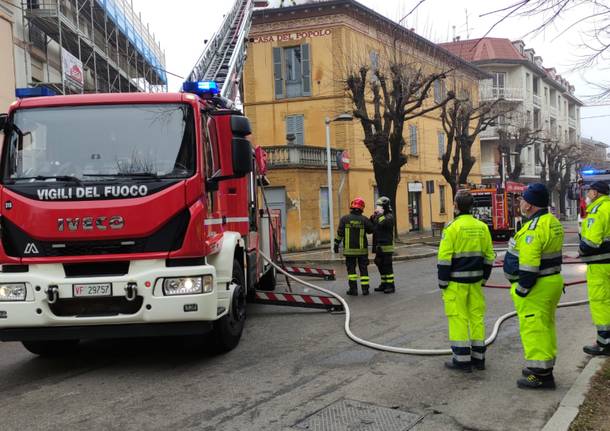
294,399 -> 422,431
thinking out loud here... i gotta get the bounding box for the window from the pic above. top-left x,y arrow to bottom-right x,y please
533,77 -> 539,95
273,44 -> 311,99
286,114 -> 304,145
434,80 -> 446,103
439,185 -> 446,214
525,73 -> 531,92
409,125 -> 418,155
370,50 -> 379,73
320,187 -> 330,227
437,131 -> 445,158
535,143 -> 541,165
492,72 -> 506,97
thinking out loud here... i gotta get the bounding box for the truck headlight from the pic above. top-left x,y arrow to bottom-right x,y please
162,276 -> 213,296
0,283 -> 26,301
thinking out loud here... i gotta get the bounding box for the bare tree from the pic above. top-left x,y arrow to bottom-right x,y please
345,60 -> 454,229
497,119 -> 547,182
482,0 -> 610,99
440,95 -> 504,197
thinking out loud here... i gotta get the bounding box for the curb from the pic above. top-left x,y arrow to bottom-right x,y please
541,356 -> 606,431
282,251 -> 437,266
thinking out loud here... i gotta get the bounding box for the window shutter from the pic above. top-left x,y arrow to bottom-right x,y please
273,47 -> 284,99
301,43 -> 311,96
286,115 -> 304,145
410,125 -> 418,155
438,132 -> 445,157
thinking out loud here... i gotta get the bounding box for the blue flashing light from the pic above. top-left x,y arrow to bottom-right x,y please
582,169 -> 596,175
182,81 -> 219,97
15,87 -> 56,98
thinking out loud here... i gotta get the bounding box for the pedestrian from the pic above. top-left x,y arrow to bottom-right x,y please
503,183 -> 564,389
371,196 -> 395,294
578,181 -> 610,356
334,197 -> 374,296
438,190 -> 495,372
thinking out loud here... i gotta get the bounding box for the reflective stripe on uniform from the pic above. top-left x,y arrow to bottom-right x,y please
484,259 -> 495,266
582,237 -> 601,249
360,276 -> 370,286
597,324 -> 610,331
450,270 -> 484,278
453,251 -> 484,258
453,354 -> 471,363
581,252 -> 610,262
539,266 -> 562,275
525,359 -> 555,369
504,272 -> 519,281
471,351 -> 485,360
597,335 -> 610,345
519,264 -> 539,272
439,280 -> 449,287
542,251 -> 563,259
516,284 -> 530,295
451,340 -> 470,347
471,340 -> 486,347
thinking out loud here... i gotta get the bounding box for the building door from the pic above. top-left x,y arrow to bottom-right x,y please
408,190 -> 422,231
263,187 -> 287,252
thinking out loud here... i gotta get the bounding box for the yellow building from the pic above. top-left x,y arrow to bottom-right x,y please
244,0 -> 487,251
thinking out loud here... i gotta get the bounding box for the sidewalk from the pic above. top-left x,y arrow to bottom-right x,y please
282,231 -> 441,265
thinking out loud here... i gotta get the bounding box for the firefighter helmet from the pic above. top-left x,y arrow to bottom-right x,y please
350,197 -> 366,210
376,196 -> 392,211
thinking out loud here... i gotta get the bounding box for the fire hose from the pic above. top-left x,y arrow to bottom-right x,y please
258,250 -> 589,356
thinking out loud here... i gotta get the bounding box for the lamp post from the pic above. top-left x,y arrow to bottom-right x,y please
325,113 -> 353,254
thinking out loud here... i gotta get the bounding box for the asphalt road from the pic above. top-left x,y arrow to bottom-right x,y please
0,240 -> 596,431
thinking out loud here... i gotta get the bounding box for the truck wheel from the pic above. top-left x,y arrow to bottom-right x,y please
210,260 -> 246,353
21,339 -> 80,357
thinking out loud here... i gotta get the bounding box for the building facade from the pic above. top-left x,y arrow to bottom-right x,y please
441,38 -> 583,214
244,0 -> 487,251
0,0 -> 166,109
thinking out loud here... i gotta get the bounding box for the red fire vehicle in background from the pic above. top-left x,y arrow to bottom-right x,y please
0,82 -> 280,355
470,181 -> 527,240
575,169 -> 610,230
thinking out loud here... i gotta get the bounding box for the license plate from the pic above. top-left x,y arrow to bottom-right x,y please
73,283 -> 112,297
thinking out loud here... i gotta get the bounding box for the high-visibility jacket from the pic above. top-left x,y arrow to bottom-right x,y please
503,209 -> 564,296
371,212 -> 395,253
437,213 -> 495,287
335,211 -> 374,256
579,195 -> 610,264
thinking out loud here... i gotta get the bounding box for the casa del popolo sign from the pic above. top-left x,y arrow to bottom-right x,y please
251,28 -> 332,43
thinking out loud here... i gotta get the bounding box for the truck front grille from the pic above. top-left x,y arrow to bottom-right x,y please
49,296 -> 143,317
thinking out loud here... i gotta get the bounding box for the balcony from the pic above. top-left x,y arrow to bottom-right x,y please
569,117 -> 576,129
481,162 -> 498,176
265,145 -> 341,169
533,94 -> 542,107
480,86 -> 524,102
479,126 -> 499,140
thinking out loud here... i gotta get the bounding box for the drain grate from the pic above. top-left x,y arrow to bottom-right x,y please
294,399 -> 422,431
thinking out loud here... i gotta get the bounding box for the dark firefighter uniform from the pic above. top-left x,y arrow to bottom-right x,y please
371,197 -> 395,294
579,182 -> 610,356
503,184 -> 564,389
437,213 -> 495,371
335,198 -> 374,296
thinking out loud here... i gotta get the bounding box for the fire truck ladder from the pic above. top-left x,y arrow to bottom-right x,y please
187,0 -> 254,101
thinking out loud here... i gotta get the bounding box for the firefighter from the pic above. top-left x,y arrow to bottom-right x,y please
334,197 -> 374,296
503,183 -> 564,389
438,190 -> 495,372
371,196 -> 395,294
578,181 -> 610,356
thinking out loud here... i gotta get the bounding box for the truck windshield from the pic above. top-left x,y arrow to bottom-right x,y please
3,104 -> 195,182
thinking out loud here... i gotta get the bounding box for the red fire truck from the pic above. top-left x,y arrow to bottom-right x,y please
470,181 -> 527,240
0,82 -> 280,355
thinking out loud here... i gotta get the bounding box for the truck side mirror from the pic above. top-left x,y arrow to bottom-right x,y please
232,137 -> 252,176
230,115 -> 252,176
0,114 -> 7,131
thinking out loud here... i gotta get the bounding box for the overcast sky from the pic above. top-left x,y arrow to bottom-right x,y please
131,0 -> 610,145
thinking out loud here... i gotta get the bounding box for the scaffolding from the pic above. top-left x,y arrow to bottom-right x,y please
22,0 -> 167,94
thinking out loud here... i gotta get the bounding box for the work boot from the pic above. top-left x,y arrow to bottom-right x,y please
522,367 -> 535,377
583,344 -> 610,356
346,286 -> 358,296
383,284 -> 395,294
472,358 -> 485,370
361,287 -> 370,296
444,359 -> 472,373
374,284 -> 386,292
517,373 -> 556,390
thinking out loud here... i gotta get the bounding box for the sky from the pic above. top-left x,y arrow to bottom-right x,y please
131,0 -> 610,145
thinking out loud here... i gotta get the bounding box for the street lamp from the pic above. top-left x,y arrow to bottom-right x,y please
325,113 -> 353,253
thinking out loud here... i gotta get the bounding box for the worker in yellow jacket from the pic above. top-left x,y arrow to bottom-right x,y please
579,181 -> 610,356
437,190 -> 495,372
504,183 -> 564,389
